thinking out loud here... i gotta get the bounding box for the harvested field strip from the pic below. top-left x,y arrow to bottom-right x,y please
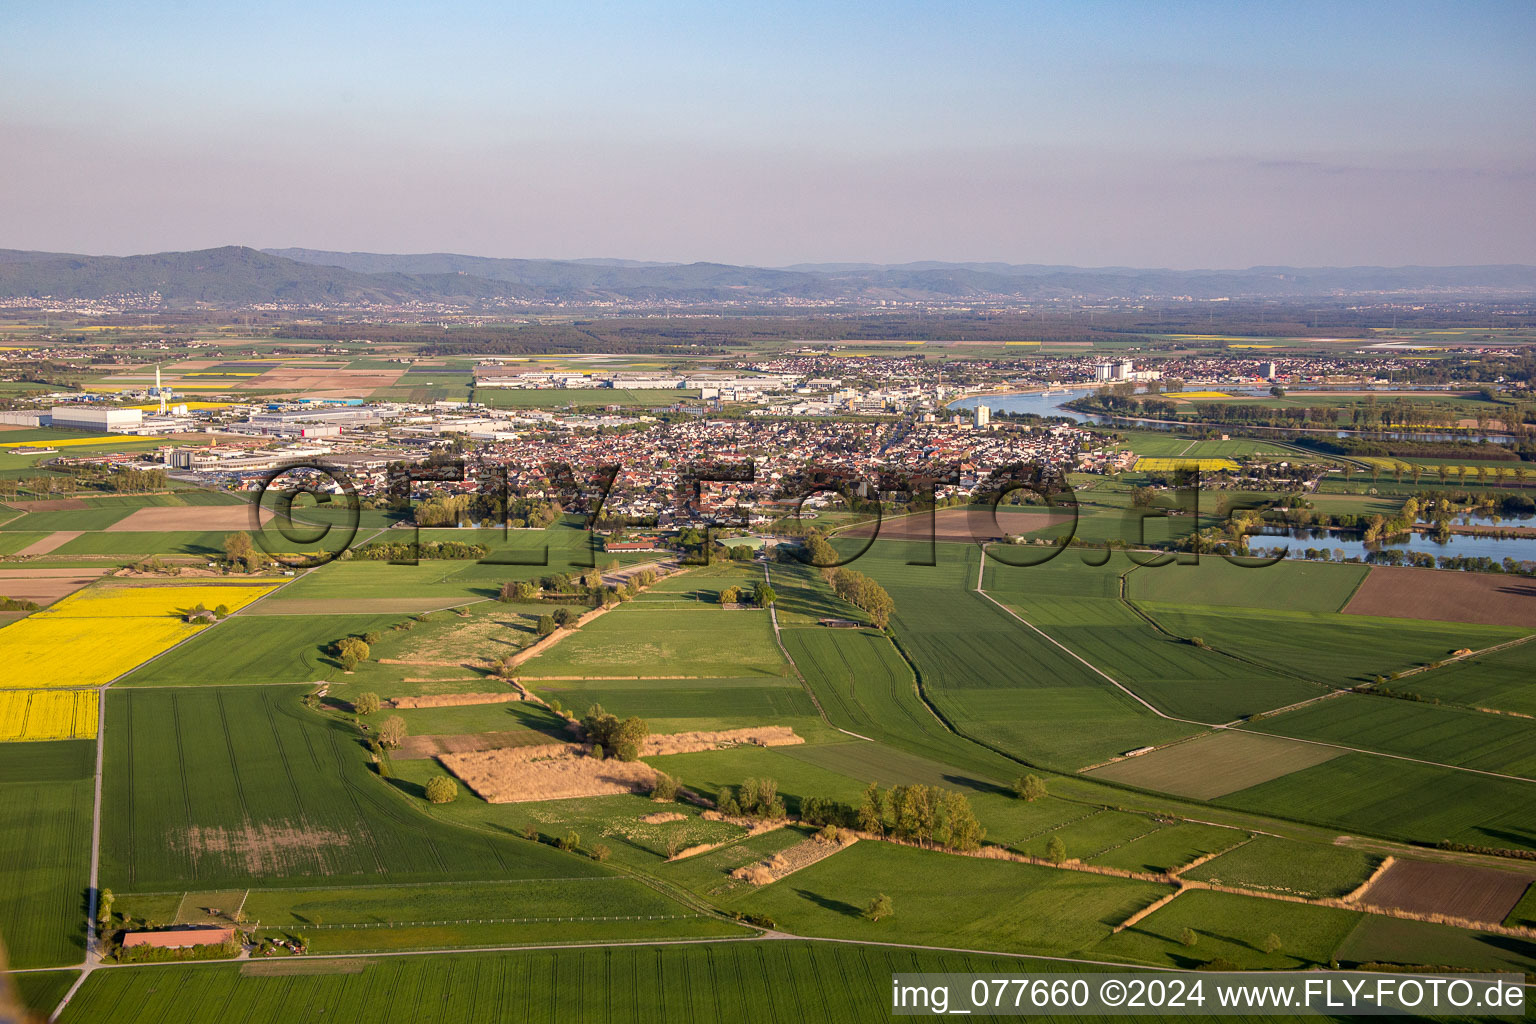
442,746 -> 657,803
1084,730 -> 1344,800
729,834 -> 856,884
1355,859 -> 1534,925
439,727 -> 803,802
395,730 -> 555,761
0,689 -> 100,742
14,531 -> 82,556
389,692 -> 520,709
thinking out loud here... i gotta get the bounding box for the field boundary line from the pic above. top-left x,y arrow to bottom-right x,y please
975,547 -> 1209,727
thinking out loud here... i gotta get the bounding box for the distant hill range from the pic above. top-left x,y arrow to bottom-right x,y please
1,245 -> 1533,308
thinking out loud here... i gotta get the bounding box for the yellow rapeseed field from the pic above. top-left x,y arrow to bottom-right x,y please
0,436 -> 167,450
0,689 -> 99,742
1135,457 -> 1240,472
1,584 -> 276,687
39,584 -> 276,619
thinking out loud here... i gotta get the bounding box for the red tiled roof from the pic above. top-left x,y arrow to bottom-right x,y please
122,927 -> 235,949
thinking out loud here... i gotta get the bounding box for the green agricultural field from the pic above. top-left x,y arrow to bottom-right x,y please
1138,604 -> 1525,687
982,558 -> 1323,722
0,505 -> 138,532
779,625 -> 1003,769
1335,915 -> 1536,974
0,530 -> 50,554
1215,753 -> 1536,851
1125,558 -> 1368,613
116,614 -> 404,686
529,677 -> 817,735
1405,641 -> 1536,716
54,941 -> 1057,1024
520,602 -> 789,679
52,530 -> 238,557
730,841 -> 1168,956
12,971 -> 78,1020
100,686 -> 610,889
1245,694 -> 1536,779
843,541 -> 1198,770
0,741 -> 94,968
1181,836 -> 1380,898
1092,889 -> 1361,969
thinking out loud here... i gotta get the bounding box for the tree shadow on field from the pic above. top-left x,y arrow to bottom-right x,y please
942,773 -> 1011,797
385,777 -> 428,801
1476,934 -> 1536,961
1473,827 -> 1535,850
794,888 -> 862,918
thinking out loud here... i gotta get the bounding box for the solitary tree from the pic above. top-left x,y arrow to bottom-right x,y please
425,775 -> 457,804
1045,835 -> 1067,864
552,606 -> 576,627
378,715 -> 407,749
1014,774 -> 1047,802
354,692 -> 381,716
862,893 -> 894,922
1262,933 -> 1283,954
558,830 -> 580,852
753,582 -> 777,607
1179,927 -> 1199,947
718,585 -> 742,605
223,531 -> 256,572
535,615 -> 557,637
651,771 -> 679,801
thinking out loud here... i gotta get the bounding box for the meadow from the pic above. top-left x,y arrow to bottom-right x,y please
520,602 -> 789,680
1092,889 -> 1362,970
0,741 -> 95,968
1180,835 -> 1381,898
236,876 -> 739,952
100,686 -> 610,889
729,841 -> 1169,957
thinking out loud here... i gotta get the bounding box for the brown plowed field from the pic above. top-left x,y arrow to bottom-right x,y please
1344,566 -> 1536,628
3,498 -> 88,511
106,505 -> 270,531
1356,859 -> 1534,924
0,569 -> 108,604
844,507 -> 1071,542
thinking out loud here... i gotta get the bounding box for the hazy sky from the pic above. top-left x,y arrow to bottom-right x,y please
3,1 -> 1533,266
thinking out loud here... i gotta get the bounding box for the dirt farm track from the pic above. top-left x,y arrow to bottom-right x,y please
1344,566 -> 1536,628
